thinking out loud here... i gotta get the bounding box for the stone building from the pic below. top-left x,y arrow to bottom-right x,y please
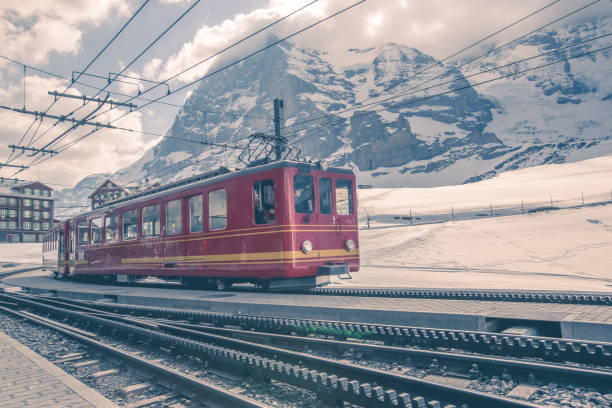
0,180 -> 54,242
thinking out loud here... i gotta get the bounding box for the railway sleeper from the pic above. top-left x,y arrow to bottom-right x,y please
3,295 -> 520,408
11,293 -> 612,367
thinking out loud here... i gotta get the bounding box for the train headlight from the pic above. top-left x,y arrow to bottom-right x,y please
345,239 -> 356,252
301,240 -> 313,254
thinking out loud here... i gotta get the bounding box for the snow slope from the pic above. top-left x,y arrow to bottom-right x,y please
341,156 -> 612,291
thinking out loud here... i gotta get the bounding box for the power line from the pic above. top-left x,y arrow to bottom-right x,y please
15,0 -> 367,175
0,54 -> 272,120
290,44 -> 612,145
2,0 -> 152,167
89,0 -> 321,121
281,0 -> 603,134
33,0 -> 202,154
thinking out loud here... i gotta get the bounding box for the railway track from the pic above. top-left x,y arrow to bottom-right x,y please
0,291 -> 543,408
38,293 -> 612,367
2,292 -> 611,407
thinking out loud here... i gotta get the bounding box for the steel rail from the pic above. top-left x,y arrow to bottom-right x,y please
1,293 -> 537,408
38,294 -> 612,366
152,319 -> 612,388
305,287 -> 612,306
0,304 -> 267,408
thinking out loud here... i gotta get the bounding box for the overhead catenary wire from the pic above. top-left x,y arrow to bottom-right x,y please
13,0 -> 368,176
19,34 -> 612,190
1,0 -> 152,167
7,0 -> 324,165
0,55 -> 272,120
281,0 -> 603,134
289,44 -> 612,145
34,0 -> 203,154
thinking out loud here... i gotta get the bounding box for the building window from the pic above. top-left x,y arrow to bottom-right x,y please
33,200 -> 40,209
9,198 -> 17,206
0,209 -> 6,217
105,214 -> 118,243
336,179 -> 353,215
42,222 -> 50,231
77,221 -> 88,245
0,221 -> 7,229
33,211 -> 40,221
294,174 -> 314,214
0,197 -> 6,205
122,209 -> 138,240
23,188 -> 31,195
253,181 -> 275,225
9,221 -> 16,229
42,200 -> 50,208
42,211 -> 50,219
142,204 -> 160,238
44,190 -> 50,197
23,199 -> 31,207
23,210 -> 32,218
23,234 -> 36,242
90,218 -> 102,244
166,199 -> 182,235
23,221 -> 31,230
189,195 -> 203,233
209,189 -> 227,230
319,178 -> 332,215
9,209 -> 17,217
33,222 -> 40,231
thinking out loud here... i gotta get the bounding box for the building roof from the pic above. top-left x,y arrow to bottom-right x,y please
87,179 -> 127,199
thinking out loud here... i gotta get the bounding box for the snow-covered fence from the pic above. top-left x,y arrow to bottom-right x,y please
359,191 -> 612,229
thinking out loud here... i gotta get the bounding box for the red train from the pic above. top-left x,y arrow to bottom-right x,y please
42,160 -> 359,289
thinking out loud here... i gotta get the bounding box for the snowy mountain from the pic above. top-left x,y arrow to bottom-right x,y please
56,16 -> 612,213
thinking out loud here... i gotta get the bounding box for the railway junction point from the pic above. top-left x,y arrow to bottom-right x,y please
2,269 -> 611,343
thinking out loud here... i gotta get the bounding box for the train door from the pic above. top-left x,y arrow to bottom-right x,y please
68,223 -> 76,275
316,174 -> 346,258
58,228 -> 65,276
316,174 -> 356,261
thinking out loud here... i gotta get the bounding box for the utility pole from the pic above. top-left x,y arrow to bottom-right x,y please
273,98 -> 286,161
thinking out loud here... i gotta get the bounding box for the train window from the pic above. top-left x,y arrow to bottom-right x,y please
142,204 -> 160,238
319,178 -> 332,215
294,174 -> 314,214
77,221 -> 88,245
90,218 -> 102,244
336,179 -> 354,215
189,195 -> 203,233
105,214 -> 119,243
253,181 -> 275,225
166,199 -> 182,235
122,209 -> 138,240
209,189 -> 227,230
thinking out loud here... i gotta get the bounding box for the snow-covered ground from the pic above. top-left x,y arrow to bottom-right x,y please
333,205 -> 612,291
0,243 -> 42,265
357,155 -> 612,213
2,157 -> 611,292
335,156 -> 612,291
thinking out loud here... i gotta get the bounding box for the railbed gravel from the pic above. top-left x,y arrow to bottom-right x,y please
0,311 -> 323,407
308,346 -> 612,408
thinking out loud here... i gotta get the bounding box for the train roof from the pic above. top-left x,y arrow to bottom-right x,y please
67,160 -> 353,220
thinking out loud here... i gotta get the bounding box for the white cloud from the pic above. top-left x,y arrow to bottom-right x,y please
151,0 -> 610,85
0,0 -> 130,66
0,74 -> 149,185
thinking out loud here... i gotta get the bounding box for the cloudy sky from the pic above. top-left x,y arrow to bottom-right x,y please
0,0 -> 606,187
